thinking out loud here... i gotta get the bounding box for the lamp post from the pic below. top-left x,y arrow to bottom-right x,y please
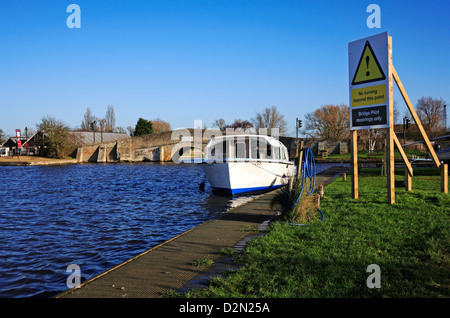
25,127 -> 28,155
90,121 -> 97,143
100,119 -> 106,143
295,117 -> 303,161
402,117 -> 410,146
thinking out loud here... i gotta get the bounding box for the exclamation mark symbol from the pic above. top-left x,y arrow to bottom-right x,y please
365,56 -> 370,77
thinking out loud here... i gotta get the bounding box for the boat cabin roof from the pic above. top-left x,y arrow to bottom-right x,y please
206,134 -> 286,148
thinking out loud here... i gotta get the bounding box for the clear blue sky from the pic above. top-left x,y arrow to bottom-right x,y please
1,0 -> 449,137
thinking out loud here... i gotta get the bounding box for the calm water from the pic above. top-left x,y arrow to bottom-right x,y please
0,162 -> 346,298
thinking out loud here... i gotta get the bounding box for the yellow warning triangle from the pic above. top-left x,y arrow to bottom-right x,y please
352,41 -> 386,85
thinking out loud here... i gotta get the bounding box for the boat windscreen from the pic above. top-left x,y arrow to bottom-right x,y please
206,136 -> 287,161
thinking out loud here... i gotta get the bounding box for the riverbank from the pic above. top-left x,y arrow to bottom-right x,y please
182,167 -> 449,298
0,156 -> 77,166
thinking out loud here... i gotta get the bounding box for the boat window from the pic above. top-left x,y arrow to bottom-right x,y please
235,142 -> 246,159
250,137 -> 260,159
266,142 -> 271,158
280,146 -> 284,160
221,141 -> 228,161
255,138 -> 269,159
273,146 -> 280,160
208,140 -> 227,161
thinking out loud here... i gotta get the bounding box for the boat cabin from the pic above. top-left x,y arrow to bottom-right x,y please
205,135 -> 290,163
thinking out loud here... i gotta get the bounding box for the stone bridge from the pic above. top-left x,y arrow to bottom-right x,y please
75,129 -> 341,163
75,129 -> 210,163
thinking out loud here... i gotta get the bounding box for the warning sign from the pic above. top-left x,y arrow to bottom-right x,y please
351,41 -> 386,85
349,32 -> 389,130
351,84 -> 386,107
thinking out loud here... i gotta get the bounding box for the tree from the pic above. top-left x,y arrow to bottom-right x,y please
37,116 -> 73,158
252,106 -> 288,136
81,107 -> 98,131
126,126 -> 134,136
358,128 -> 386,152
303,104 -> 350,140
225,119 -> 254,131
212,118 -> 227,131
105,105 -> 116,132
133,118 -> 153,136
0,129 -> 5,145
114,126 -> 127,134
416,96 -> 446,133
151,118 -> 171,134
82,106 -> 117,132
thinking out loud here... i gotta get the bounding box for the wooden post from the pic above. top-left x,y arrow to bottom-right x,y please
387,36 -> 395,204
297,141 -> 304,180
315,194 -> 320,208
392,66 -> 440,168
405,168 -> 412,192
393,133 -> 413,191
393,134 -> 413,177
318,184 -> 324,198
351,130 -> 358,199
441,164 -> 448,194
392,65 -> 449,194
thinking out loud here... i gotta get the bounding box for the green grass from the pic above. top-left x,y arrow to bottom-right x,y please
219,248 -> 236,257
191,258 -> 214,267
183,168 -> 450,298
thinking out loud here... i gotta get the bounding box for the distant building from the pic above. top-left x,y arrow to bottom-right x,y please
1,130 -> 130,156
2,131 -> 47,155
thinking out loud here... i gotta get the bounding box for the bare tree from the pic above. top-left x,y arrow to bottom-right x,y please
252,106 -> 288,136
114,126 -> 127,134
225,119 -> 254,131
303,104 -> 350,140
126,126 -> 134,136
81,107 -> 98,131
358,128 -> 386,152
213,118 -> 227,131
393,100 -> 400,124
416,96 -> 446,133
0,129 -> 5,145
105,105 -> 116,132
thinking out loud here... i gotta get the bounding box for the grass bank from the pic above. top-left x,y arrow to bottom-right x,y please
183,168 -> 449,298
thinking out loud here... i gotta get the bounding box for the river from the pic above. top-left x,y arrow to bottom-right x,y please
0,162 -> 347,298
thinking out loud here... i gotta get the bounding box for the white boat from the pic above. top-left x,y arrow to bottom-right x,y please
199,134 -> 296,195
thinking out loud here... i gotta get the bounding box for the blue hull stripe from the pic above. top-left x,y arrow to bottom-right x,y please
213,184 -> 284,195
